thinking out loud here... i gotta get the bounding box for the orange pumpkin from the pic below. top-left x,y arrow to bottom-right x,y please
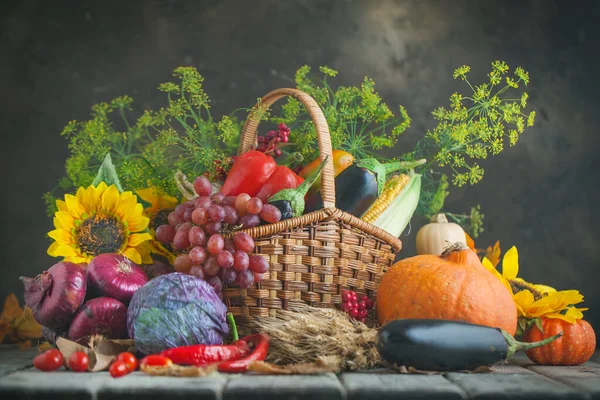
523,317 -> 596,366
376,243 -> 517,335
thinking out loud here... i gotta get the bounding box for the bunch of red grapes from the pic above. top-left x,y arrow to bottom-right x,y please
155,175 -> 283,294
256,123 -> 290,157
340,290 -> 375,323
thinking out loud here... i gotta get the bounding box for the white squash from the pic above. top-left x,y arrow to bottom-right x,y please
415,213 -> 467,255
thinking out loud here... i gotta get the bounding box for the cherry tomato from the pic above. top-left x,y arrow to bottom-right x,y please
116,352 -> 138,372
33,349 -> 64,372
109,360 -> 130,378
68,351 -> 90,372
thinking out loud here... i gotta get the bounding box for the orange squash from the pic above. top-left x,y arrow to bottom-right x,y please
523,317 -> 596,366
376,243 -> 517,335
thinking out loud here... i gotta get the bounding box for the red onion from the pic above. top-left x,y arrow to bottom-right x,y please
20,262 -> 87,329
68,297 -> 128,344
87,253 -> 149,304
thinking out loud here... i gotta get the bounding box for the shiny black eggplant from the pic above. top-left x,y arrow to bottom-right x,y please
304,158 -> 426,217
376,319 -> 563,371
269,200 -> 294,220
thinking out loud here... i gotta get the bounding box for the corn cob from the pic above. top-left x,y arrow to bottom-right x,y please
372,173 -> 422,237
362,174 -> 411,223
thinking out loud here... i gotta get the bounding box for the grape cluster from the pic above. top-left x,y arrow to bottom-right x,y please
155,175 -> 283,293
256,123 -> 290,157
340,290 -> 375,323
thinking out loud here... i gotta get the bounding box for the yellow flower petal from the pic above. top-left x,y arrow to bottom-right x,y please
126,214 -> 150,232
56,200 -> 68,212
47,229 -> 73,244
501,246 -> 519,280
101,185 -> 121,213
47,242 -> 78,258
140,249 -> 153,265
55,211 -> 75,230
123,247 -> 142,265
533,284 -> 557,294
128,233 -> 152,247
64,194 -> 86,218
545,312 -> 577,324
482,257 -> 512,293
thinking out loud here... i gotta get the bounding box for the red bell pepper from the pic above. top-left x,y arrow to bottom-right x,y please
255,166 -> 304,202
221,150 -> 277,197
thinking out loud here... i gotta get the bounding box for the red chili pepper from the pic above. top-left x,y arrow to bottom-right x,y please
139,355 -> 173,368
217,333 -> 270,373
221,150 -> 277,197
255,166 -> 304,202
160,341 -> 250,366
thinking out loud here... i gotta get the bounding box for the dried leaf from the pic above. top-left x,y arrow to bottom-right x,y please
56,336 -> 135,372
391,363 -> 492,374
484,240 -> 502,267
248,361 -> 339,375
0,294 -> 42,347
141,363 -> 218,377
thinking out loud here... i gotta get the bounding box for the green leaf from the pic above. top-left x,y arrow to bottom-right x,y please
91,153 -> 124,192
534,317 -> 544,334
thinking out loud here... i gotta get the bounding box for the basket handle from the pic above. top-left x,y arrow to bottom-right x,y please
238,88 -> 336,209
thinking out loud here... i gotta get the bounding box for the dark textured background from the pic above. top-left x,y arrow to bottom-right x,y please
1,0 -> 599,341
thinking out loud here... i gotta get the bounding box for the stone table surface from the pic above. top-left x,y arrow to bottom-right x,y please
0,345 -> 599,400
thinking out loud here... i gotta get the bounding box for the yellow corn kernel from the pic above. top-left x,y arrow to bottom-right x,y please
362,174 -> 410,223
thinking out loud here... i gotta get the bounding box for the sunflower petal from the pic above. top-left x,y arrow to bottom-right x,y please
47,229 -> 73,244
533,284 -> 557,294
55,211 -> 75,230
123,248 -> 142,265
126,214 -> 150,232
56,200 -> 68,212
64,194 -> 86,218
545,312 -> 577,324
128,233 -> 152,247
102,185 -> 121,213
482,257 -> 513,293
47,242 -> 78,258
502,246 -> 519,280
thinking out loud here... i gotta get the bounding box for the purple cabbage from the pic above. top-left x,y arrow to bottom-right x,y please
127,272 -> 229,355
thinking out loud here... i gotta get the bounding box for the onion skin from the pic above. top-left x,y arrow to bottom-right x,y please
20,262 -> 87,329
68,297 -> 128,344
87,253 -> 149,304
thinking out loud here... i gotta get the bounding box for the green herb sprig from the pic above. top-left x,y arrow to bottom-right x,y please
268,66 -> 411,162
44,67 -> 244,216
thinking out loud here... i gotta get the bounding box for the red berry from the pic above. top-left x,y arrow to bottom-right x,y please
365,298 -> 375,309
274,149 -> 282,157
349,309 -> 359,318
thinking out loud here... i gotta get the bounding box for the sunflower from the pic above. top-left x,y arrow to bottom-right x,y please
135,186 -> 179,264
135,186 -> 179,229
47,182 -> 153,265
482,246 -> 588,325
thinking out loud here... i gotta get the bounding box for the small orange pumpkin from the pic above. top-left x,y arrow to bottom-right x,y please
376,243 -> 517,335
523,317 -> 596,366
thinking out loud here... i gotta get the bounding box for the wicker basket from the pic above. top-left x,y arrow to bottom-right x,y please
222,88 -> 403,335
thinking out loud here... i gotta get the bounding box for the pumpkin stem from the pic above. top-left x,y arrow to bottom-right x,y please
430,213 -> 449,224
440,242 -> 469,257
501,329 -> 564,358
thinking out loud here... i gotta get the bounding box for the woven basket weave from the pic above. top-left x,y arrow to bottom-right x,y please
222,88 -> 402,335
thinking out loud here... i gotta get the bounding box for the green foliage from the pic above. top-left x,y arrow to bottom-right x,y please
267,65 -> 411,162
44,66 -> 243,215
409,61 -> 535,188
